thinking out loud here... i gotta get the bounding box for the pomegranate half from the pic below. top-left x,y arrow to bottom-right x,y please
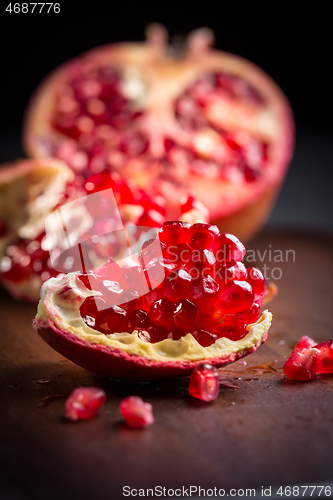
23,26 -> 294,242
33,222 -> 272,380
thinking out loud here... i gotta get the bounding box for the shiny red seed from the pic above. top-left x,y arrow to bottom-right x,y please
120,396 -> 154,429
173,299 -> 198,331
159,221 -> 191,246
192,330 -> 219,347
237,302 -> 261,324
142,288 -> 162,311
79,272 -> 98,290
94,257 -> 122,282
65,387 -> 106,421
96,280 -> 123,306
140,239 -> 166,268
213,318 -> 247,341
294,336 -> 316,353
163,242 -> 192,267
246,267 -> 266,299
189,364 -> 219,402
128,309 -> 151,330
145,257 -> 176,290
313,341 -> 333,374
121,266 -> 147,293
283,348 -> 321,381
97,305 -> 128,333
214,261 -> 247,284
186,248 -> 216,278
80,296 -> 107,318
218,280 -> 254,313
147,325 -> 169,343
169,329 -> 187,341
214,233 -> 246,262
188,223 -> 220,250
188,275 -> 220,305
149,298 -> 175,328
119,290 -> 143,311
162,269 -> 192,303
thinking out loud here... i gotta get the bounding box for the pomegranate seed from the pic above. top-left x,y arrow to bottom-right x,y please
128,309 -> 151,330
246,267 -> 266,299
283,348 -> 321,381
314,341 -> 333,374
121,266 -> 147,293
159,221 -> 191,246
79,272 -> 98,290
150,298 -> 175,328
140,239 -> 166,268
163,242 -> 192,267
120,396 -> 154,429
142,288 -> 162,311
189,275 -> 220,305
214,233 -> 246,262
162,269 -> 192,302
237,302 -> 261,324
119,290 -> 143,311
96,280 -> 123,306
147,325 -> 169,343
80,296 -> 107,318
214,261 -> 247,283
213,318 -> 247,341
192,329 -> 219,347
188,223 -> 220,250
169,329 -> 187,341
174,299 -> 198,331
65,387 -> 106,421
94,257 -> 122,282
145,257 -> 176,290
189,364 -> 219,402
294,336 -> 316,353
186,248 -> 216,278
97,305 -> 128,333
218,280 -> 254,313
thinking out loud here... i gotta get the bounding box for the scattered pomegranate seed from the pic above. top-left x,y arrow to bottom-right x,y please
120,396 -> 154,428
283,348 -> 321,381
189,363 -> 220,402
293,335 -> 317,353
313,341 -> 333,374
64,387 -> 106,421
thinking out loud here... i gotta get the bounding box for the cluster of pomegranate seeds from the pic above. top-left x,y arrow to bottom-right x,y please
78,222 -> 266,347
64,387 -> 106,421
120,396 -> 154,429
189,364 -> 220,402
283,336 -> 333,381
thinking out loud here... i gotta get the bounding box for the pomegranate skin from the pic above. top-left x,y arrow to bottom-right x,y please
33,316 -> 269,381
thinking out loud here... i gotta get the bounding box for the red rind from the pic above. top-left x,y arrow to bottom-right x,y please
33,316 -> 268,381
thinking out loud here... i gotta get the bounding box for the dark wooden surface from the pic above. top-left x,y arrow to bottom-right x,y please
1,231 -> 333,500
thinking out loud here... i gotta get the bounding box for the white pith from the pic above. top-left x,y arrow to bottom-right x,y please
36,272 -> 272,362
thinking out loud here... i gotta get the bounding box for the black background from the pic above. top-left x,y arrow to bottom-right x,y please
0,1 -> 332,230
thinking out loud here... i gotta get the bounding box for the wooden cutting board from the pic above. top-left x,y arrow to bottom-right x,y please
1,231 -> 333,499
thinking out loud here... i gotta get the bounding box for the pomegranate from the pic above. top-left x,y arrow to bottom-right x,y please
33,222 -> 272,380
0,158 -> 73,300
23,25 -> 294,242
189,363 -> 220,402
120,396 -> 154,428
64,387 -> 106,421
283,336 -> 333,381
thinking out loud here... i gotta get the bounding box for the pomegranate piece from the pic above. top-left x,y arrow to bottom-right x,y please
162,268 -> 192,303
214,318 -> 247,341
214,233 -> 246,262
294,335 -> 317,353
65,387 -> 106,421
283,348 -> 321,381
120,396 -> 154,428
218,280 -> 254,313
173,299 -> 198,331
145,257 -> 176,290
246,267 -> 266,299
189,363 -> 220,402
149,298 -> 175,328
97,305 -> 128,333
159,221 -> 190,246
128,309 -> 151,330
314,341 -> 333,374
188,223 -> 220,250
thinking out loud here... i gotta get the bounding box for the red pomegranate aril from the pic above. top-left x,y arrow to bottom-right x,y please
119,290 -> 143,311
140,239 -> 167,268
142,288 -> 162,311
149,298 -> 175,328
237,302 -> 261,324
188,275 -> 220,305
159,221 -> 191,246
94,257 -> 122,282
213,318 -> 247,341
214,261 -> 247,284
128,309 -> 151,330
79,272 -> 98,290
186,248 -> 216,278
121,266 -> 147,293
314,341 -> 333,374
189,363 -> 219,402
97,305 -> 128,333
96,280 -> 123,306
188,223 -> 220,250
65,387 -> 106,421
173,299 -> 198,331
137,209 -> 164,228
162,269 -> 192,303
163,242 -> 192,267
214,233 -> 246,262
169,329 -> 187,341
246,267 -> 266,299
145,257 -> 176,290
80,296 -> 107,318
146,325 -> 169,343
294,336 -> 317,353
120,396 -> 154,429
192,329 -> 219,347
283,348 -> 321,381
218,280 -> 254,313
